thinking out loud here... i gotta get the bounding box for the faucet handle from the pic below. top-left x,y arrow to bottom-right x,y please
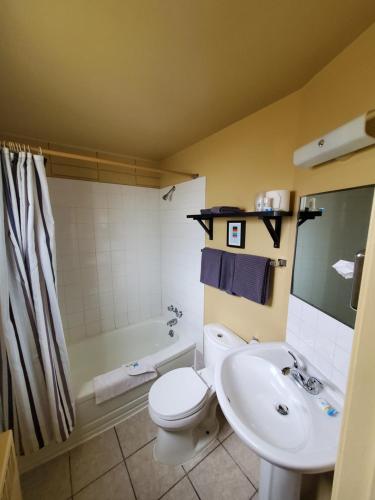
305,376 -> 324,395
167,305 -> 174,311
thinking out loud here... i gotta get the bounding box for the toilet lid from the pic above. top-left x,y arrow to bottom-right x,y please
149,367 -> 209,421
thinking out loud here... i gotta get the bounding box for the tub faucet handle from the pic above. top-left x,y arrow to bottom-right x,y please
167,305 -> 174,311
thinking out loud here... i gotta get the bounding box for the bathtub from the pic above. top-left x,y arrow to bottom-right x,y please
20,317 -> 196,472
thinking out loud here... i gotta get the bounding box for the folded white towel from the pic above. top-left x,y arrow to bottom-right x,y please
93,360 -> 157,405
332,260 -> 354,279
125,360 -> 157,376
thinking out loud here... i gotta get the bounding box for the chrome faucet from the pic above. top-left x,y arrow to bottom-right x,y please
282,351 -> 324,395
167,318 -> 178,327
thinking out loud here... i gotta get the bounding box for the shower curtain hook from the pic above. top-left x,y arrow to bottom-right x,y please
38,146 -> 42,155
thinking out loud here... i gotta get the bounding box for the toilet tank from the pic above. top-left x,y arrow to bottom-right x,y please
203,323 -> 246,370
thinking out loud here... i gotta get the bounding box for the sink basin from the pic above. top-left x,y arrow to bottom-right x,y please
215,342 -> 342,474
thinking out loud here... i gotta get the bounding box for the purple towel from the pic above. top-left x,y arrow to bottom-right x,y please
219,252 -> 237,295
200,248 -> 223,288
232,254 -> 271,304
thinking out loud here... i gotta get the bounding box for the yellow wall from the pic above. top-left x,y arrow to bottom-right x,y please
162,21 -> 375,340
163,91 -> 300,343
295,20 -> 375,197
161,22 -> 375,499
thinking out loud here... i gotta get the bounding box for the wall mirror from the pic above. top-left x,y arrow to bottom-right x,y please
292,185 -> 374,328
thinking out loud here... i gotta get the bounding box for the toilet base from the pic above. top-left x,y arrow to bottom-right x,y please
152,405 -> 219,465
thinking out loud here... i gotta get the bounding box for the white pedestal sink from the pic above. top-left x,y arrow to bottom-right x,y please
215,342 -> 342,500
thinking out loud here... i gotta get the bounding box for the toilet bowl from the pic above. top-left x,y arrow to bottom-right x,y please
148,324 -> 245,465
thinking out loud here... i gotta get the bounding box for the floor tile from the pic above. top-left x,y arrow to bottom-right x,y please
21,453 -> 71,500
70,429 -> 123,493
126,441 -> 184,500
189,445 -> 255,500
222,432 -> 260,488
217,408 -> 233,442
116,406 -> 157,457
73,462 -> 135,500
182,439 -> 220,472
161,477 -> 199,500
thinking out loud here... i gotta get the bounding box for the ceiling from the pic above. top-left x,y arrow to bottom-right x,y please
1,1 -> 375,160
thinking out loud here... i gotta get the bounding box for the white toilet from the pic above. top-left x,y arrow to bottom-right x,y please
148,323 -> 245,465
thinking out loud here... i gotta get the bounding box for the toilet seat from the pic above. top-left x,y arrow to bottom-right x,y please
149,367 -> 210,421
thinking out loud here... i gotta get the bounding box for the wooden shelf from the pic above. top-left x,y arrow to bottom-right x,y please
186,211 -> 293,248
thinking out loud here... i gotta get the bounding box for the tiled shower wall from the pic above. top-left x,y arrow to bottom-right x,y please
160,177 -> 206,351
48,178 -> 161,343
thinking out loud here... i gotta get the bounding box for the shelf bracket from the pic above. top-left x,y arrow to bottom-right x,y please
260,216 -> 282,248
297,211 -> 323,227
195,217 -> 214,240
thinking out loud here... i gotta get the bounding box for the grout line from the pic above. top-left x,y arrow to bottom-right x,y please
123,436 -> 157,460
68,454 -> 73,499
220,440 -> 258,492
72,460 -> 124,496
157,474 -> 188,500
186,473 -> 202,500
218,428 -> 234,443
182,440 -> 220,474
114,427 -> 138,500
183,440 -> 221,474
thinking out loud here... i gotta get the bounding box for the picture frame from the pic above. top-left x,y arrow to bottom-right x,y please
226,220 -> 246,248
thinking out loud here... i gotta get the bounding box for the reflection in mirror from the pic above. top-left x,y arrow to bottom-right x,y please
292,185 -> 374,328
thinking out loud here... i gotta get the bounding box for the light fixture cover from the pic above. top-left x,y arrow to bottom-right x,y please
293,110 -> 375,168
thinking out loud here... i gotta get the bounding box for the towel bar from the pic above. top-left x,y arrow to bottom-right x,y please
270,259 -> 287,267
200,249 -> 286,268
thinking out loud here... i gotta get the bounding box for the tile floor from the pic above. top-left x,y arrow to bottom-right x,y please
21,407 -> 260,500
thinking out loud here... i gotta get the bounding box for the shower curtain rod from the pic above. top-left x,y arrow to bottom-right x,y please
1,141 -> 199,180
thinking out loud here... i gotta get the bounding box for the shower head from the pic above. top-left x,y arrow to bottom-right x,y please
162,185 -> 176,201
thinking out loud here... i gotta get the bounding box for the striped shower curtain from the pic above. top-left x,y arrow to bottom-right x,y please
0,147 -> 75,454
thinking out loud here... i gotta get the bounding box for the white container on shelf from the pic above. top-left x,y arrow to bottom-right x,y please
255,192 -> 266,211
265,190 -> 290,212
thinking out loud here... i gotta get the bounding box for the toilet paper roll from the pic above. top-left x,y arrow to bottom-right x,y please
266,190 -> 290,212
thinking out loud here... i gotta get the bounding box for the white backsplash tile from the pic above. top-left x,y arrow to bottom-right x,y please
286,294 -> 354,393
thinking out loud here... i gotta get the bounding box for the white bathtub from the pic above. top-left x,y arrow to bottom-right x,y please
68,318 -> 192,402
20,317 -> 196,472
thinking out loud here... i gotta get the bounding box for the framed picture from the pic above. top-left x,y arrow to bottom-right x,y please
227,221 -> 246,248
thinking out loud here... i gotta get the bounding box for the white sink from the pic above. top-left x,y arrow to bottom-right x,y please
215,342 -> 342,500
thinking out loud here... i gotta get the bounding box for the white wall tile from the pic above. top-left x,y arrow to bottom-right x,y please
286,295 -> 354,394
160,178 -> 206,352
65,325 -> 86,343
86,321 -> 101,337
50,177 -> 203,346
49,178 -> 163,343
